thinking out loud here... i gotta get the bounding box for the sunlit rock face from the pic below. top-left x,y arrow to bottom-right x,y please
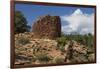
32,15 -> 61,39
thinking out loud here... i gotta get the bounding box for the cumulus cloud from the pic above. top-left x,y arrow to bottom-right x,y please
61,9 -> 94,35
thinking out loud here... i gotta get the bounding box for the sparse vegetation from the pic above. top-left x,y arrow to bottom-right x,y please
65,33 -> 94,48
15,32 -> 95,65
56,36 -> 66,46
53,57 -> 64,63
57,32 -> 94,48
17,36 -> 30,45
35,53 -> 52,63
56,36 -> 66,52
32,56 -> 37,62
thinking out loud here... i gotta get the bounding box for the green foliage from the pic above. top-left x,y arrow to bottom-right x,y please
15,11 -> 31,33
56,36 -> 66,46
35,53 -> 52,62
59,46 -> 65,52
53,57 -> 64,63
57,32 -> 94,52
63,33 -> 94,48
32,56 -> 37,62
56,35 -> 67,52
17,37 -> 30,45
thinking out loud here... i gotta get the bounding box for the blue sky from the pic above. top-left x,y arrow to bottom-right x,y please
15,3 -> 95,34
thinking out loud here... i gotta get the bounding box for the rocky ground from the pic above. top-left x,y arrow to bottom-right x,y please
15,32 -> 95,65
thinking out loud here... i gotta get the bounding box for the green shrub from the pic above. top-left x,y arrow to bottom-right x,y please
56,36 -> 66,52
32,56 -> 37,62
56,36 -> 66,46
17,37 -> 30,45
53,57 -> 64,63
35,53 -> 52,62
59,46 -> 65,52
66,33 -> 93,47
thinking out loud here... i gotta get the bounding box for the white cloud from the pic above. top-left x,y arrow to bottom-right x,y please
61,9 -> 94,35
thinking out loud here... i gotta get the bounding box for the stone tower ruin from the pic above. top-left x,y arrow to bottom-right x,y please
32,15 -> 61,39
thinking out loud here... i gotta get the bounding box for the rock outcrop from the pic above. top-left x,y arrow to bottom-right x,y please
15,33 -> 95,65
64,40 -> 95,63
32,15 -> 61,39
15,34 -> 64,65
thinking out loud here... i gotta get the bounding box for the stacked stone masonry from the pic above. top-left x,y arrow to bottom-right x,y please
32,15 -> 61,39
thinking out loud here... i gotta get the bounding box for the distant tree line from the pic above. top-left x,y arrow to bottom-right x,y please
61,32 -> 94,48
